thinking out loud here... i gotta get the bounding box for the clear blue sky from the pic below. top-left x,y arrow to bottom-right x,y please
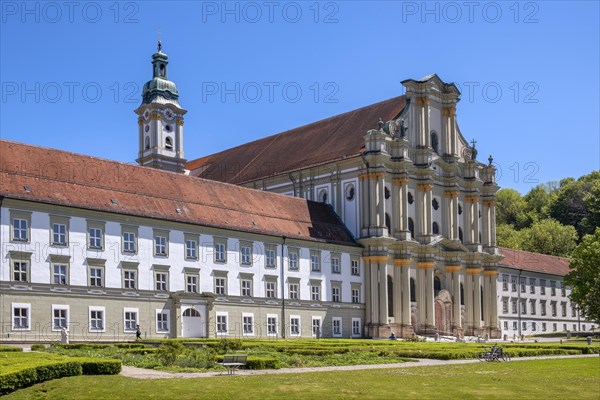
1,1 -> 598,193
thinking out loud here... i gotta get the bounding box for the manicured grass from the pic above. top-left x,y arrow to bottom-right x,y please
5,358 -> 599,399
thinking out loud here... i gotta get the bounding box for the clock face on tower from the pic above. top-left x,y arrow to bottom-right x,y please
164,109 -> 175,120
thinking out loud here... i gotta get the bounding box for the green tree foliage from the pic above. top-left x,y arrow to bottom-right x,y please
496,223 -> 525,249
496,189 -> 527,228
565,228 -> 600,324
521,219 -> 578,257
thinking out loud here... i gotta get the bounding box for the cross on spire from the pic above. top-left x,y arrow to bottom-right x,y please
157,28 -> 162,52
470,138 -> 477,148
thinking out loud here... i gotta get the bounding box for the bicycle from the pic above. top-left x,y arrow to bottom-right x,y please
478,345 -> 511,362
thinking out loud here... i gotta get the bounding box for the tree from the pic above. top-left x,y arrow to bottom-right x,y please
550,171 -> 600,237
521,218 -> 578,257
565,228 -> 600,324
496,189 -> 527,228
496,223 -> 525,250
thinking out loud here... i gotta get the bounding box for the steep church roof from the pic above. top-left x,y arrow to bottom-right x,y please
0,140 -> 357,246
186,95 -> 407,184
499,247 -> 570,276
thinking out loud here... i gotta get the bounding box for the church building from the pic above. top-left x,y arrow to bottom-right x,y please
1,44 -> 594,341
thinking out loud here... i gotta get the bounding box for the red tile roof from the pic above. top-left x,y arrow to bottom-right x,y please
0,140 -> 357,246
186,96 -> 407,184
499,247 -> 570,276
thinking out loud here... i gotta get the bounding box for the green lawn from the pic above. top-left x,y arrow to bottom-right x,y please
5,358 -> 599,400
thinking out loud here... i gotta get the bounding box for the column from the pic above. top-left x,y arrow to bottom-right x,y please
482,273 -> 490,331
378,260 -> 388,325
464,269 -> 475,334
416,267 -> 426,331
393,264 -> 402,324
359,175 -> 368,230
444,190 -> 459,240
425,266 -> 435,328
370,261 -> 379,324
473,270 -> 482,333
369,175 -> 377,228
473,200 -> 480,244
417,260 -> 435,331
481,201 -> 491,247
376,173 -> 386,228
416,184 -> 433,240
391,178 -> 401,234
447,266 -> 462,332
489,272 -> 499,331
451,193 -> 459,240
489,202 -> 497,247
401,263 -> 412,327
393,177 -> 410,240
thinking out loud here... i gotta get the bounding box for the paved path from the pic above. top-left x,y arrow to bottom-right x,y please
120,354 -> 598,380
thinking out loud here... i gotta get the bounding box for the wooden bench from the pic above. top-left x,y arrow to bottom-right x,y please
220,354 -> 247,375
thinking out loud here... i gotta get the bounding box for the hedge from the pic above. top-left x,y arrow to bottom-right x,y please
244,357 -> 281,370
0,345 -> 23,352
0,356 -> 121,395
30,344 -> 46,352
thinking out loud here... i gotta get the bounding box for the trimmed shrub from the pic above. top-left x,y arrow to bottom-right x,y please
157,341 -> 184,366
115,343 -> 148,349
0,361 -> 81,395
0,346 -> 23,352
30,344 -> 46,352
244,357 -> 281,370
80,359 -> 122,375
122,348 -> 159,355
208,339 -> 244,354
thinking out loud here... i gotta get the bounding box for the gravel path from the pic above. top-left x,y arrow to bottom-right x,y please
120,354 -> 598,380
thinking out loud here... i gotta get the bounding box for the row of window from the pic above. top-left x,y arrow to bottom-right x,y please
10,214 -> 360,274
11,303 -> 168,334
501,274 -> 567,297
502,320 -> 591,333
11,261 -> 362,302
502,298 -> 576,318
215,312 -> 362,337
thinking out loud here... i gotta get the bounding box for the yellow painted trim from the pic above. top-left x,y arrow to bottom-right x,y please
444,190 -> 460,198
176,119 -> 184,126
417,184 -> 433,191
394,259 -> 412,267
482,201 -> 496,206
465,196 -> 479,203
362,256 -> 388,263
465,268 -> 482,275
417,261 -> 436,269
442,107 -> 456,117
483,270 -> 499,277
392,178 -> 409,185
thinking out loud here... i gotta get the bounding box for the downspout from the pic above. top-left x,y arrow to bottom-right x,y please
288,173 -> 297,197
517,269 -> 522,339
280,236 -> 286,338
0,196 -> 4,340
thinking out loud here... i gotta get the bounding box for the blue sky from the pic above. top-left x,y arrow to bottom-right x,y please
1,0 -> 598,193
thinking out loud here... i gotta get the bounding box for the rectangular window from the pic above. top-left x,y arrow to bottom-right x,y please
52,307 -> 68,330
240,243 -> 252,265
540,279 -> 546,295
550,280 -> 556,296
511,300 -> 517,314
332,317 -> 342,337
512,321 -> 517,330
351,258 -> 360,276
503,321 -> 508,330
214,241 -> 226,262
511,277 -> 517,292
265,281 -> 276,298
124,310 -> 138,332
542,323 -> 546,332
561,282 -> 566,297
243,314 -> 254,335
89,227 -> 103,249
124,270 -> 137,290
289,283 -> 299,300
331,256 -> 340,274
352,318 -> 361,337
216,313 -> 228,334
215,277 -> 227,295
13,305 -> 29,330
90,267 -> 103,287
89,308 -> 105,332
290,316 -> 300,336
520,277 -> 526,293
156,311 -> 169,333
311,285 -> 321,301
267,315 -> 278,336
502,275 -> 508,291
310,251 -> 320,272
529,278 -> 536,294
540,301 -> 546,316
241,279 -> 252,297
551,302 -> 557,317
53,264 -> 68,285
352,287 -> 360,304
561,302 -> 567,317
573,323 -> 577,331
185,238 -> 198,260
123,231 -> 136,253
155,235 -> 167,256
12,218 -> 28,241
331,287 -> 341,303
522,321 -> 527,331
13,262 -> 28,283
52,223 -> 67,245
532,322 -> 537,331
155,272 -> 168,291
312,318 -> 321,337
563,323 -> 567,331
521,300 -> 527,315
553,323 -> 557,332
265,245 -> 276,268
530,300 -> 536,315
572,305 -> 577,317
186,274 -> 198,293
502,298 -> 508,313
288,249 -> 299,270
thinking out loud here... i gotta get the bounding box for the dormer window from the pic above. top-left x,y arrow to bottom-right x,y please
318,189 -> 328,203
144,136 -> 150,150
165,137 -> 173,150
159,64 -> 165,77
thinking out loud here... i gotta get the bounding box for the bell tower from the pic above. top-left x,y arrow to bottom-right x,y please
135,41 -> 187,173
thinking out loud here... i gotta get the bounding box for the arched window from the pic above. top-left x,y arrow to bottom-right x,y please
165,137 -> 173,150
345,184 -> 355,201
408,192 -> 414,204
408,218 -> 415,238
458,227 -> 463,243
431,131 -> 439,154
385,213 -> 391,235
410,277 -> 416,302
434,276 -> 442,297
432,198 -> 439,210
480,286 -> 484,321
460,283 -> 464,305
384,186 -> 390,200
144,136 -> 150,150
182,308 -> 200,317
432,222 -> 439,235
458,204 -> 463,215
388,275 -> 394,318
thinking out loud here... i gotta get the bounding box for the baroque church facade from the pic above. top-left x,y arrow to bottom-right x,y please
1,45 -> 594,341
